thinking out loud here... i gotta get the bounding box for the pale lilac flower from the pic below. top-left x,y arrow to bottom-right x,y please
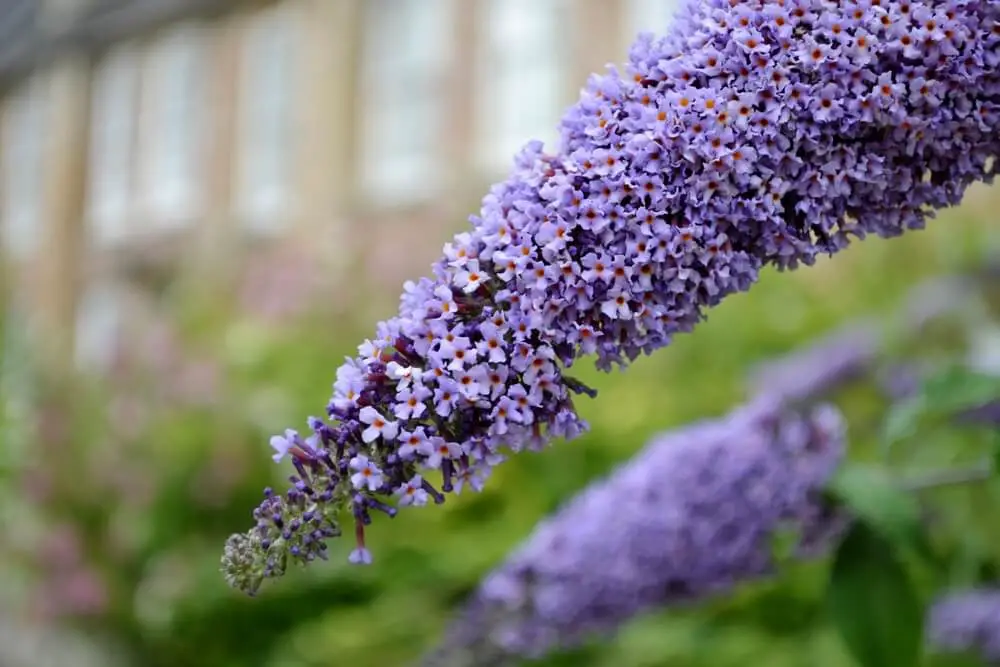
431,284 -> 459,320
348,547 -> 373,565
396,475 -> 430,507
394,385 -> 431,421
349,455 -> 383,492
268,429 -> 298,463
455,365 -> 488,400
359,406 -> 398,443
398,428 -> 434,460
330,365 -> 365,412
425,439 -> 463,470
443,232 -> 478,267
453,463 -> 492,495
477,322 -> 508,364
386,360 -> 423,388
433,379 -> 463,418
455,259 -> 487,294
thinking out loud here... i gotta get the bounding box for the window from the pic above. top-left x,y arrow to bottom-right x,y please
360,0 -> 454,206
139,23 -> 207,227
86,42 -> 140,244
1,78 -> 45,259
625,0 -> 681,43
74,282 -> 123,373
477,0 -> 569,174
235,3 -> 299,232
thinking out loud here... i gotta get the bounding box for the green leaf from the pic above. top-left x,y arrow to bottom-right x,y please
825,521 -> 925,667
882,394 -> 928,449
925,652 -> 990,667
920,366 -> 1000,415
881,365 -> 1000,455
992,430 -> 1000,477
827,464 -> 938,567
881,366 -> 1000,460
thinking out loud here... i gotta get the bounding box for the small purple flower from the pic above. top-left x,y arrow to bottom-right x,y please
268,429 -> 298,463
359,406 -> 398,444
348,547 -> 373,565
425,438 -> 462,470
394,385 -> 431,421
454,259 -> 486,294
430,284 -> 458,320
433,378 -> 462,418
396,475 -> 430,507
453,463 -> 491,495
398,427 -> 433,460
477,322 -> 508,364
349,455 -> 384,492
386,360 -> 423,388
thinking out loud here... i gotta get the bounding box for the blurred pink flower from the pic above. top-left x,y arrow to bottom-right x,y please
39,524 -> 83,570
33,568 -> 109,621
167,358 -> 221,407
238,242 -> 326,324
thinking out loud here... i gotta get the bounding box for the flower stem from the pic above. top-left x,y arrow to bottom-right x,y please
900,460 -> 995,492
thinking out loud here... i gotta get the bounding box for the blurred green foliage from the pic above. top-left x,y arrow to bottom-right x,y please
2,199 -> 1000,667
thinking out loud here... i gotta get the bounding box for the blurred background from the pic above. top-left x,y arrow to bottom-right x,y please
1,1 -> 999,666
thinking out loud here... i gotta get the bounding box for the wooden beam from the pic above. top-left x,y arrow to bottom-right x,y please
289,0 -> 361,274
34,55 -> 93,372
572,0 -> 626,99
203,14 -> 240,230
442,0 -> 479,214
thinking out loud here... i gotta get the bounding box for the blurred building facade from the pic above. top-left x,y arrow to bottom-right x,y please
0,0 -> 678,373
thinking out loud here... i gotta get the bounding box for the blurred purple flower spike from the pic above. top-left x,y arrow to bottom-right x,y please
423,399 -> 1000,667
421,398 -> 847,665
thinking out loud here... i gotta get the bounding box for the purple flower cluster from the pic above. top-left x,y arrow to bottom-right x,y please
927,590 -> 1000,662
422,399 -> 846,665
222,0 -> 1000,593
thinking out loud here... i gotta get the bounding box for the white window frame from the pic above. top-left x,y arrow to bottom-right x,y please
234,2 -> 299,233
86,41 -> 140,245
476,0 -> 569,175
1,77 -> 45,260
359,0 -> 454,207
138,22 -> 207,228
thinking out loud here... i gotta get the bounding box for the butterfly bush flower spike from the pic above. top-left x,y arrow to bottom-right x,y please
426,406 -> 1000,667
422,400 -> 847,665
222,0 -> 1000,594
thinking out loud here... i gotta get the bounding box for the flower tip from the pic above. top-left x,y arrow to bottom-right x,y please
221,532 -> 267,596
348,547 -> 373,565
